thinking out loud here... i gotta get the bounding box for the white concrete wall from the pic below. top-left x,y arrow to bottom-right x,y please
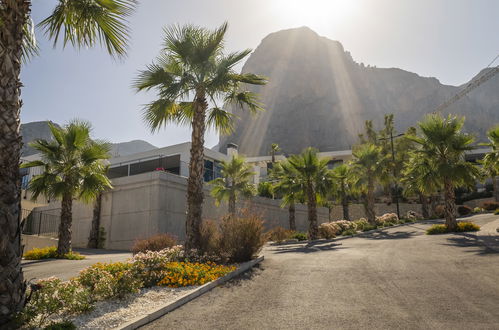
34,171 -> 422,251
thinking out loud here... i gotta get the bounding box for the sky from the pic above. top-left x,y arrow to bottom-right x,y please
21,0 -> 499,148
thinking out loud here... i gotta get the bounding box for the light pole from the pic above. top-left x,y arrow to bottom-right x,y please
379,132 -> 405,219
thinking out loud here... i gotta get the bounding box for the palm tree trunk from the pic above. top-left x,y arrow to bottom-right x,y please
228,191 -> 236,217
185,93 -> 207,251
366,179 -> 376,224
57,193 -> 73,255
307,183 -> 318,240
87,193 -> 102,249
429,194 -> 439,218
342,196 -> 350,220
493,176 -> 499,202
288,201 -> 296,231
0,1 -> 30,326
443,178 -> 457,231
418,192 -> 430,219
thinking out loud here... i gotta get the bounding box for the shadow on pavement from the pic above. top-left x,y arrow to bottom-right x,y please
359,230 -> 421,240
443,234 -> 499,255
272,241 -> 347,254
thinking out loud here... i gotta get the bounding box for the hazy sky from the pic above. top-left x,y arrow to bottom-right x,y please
21,0 -> 499,148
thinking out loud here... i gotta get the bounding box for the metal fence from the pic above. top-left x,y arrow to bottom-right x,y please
21,209 -> 60,238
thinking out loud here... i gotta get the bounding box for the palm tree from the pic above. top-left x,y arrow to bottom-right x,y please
0,1 -> 135,324
481,125 -> 499,202
287,148 -> 330,239
21,121 -> 112,255
270,143 -> 280,163
402,153 -> 442,219
210,155 -> 256,216
331,164 -> 353,220
408,114 -> 481,230
271,160 -> 303,231
350,144 -> 386,224
134,23 -> 266,250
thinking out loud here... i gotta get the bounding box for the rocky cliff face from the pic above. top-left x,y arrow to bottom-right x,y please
219,27 -> 499,156
20,121 -> 157,157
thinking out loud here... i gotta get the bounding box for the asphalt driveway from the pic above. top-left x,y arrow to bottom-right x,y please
143,214 -> 499,330
22,248 -> 132,281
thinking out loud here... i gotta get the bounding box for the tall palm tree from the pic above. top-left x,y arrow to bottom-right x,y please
134,23 -> 266,250
210,155 -> 255,216
287,148 -> 330,239
408,114 -> 481,230
21,121 -> 112,255
0,1 -> 135,324
350,144 -> 386,224
271,160 -> 303,231
331,164 -> 353,220
481,125 -> 499,202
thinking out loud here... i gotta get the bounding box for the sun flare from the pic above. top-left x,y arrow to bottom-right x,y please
270,0 -> 359,27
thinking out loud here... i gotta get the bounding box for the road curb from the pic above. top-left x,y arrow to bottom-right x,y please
117,256 -> 264,330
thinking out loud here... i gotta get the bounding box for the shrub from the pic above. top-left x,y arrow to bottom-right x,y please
131,233 -> 177,254
434,205 -> 445,218
353,218 -> 369,231
266,226 -> 293,243
130,246 -> 184,287
457,205 -> 472,216
334,220 -> 356,232
157,262 -> 236,287
426,221 -> 480,235
495,209 -> 499,215
77,262 -> 142,300
22,278 -> 92,328
341,228 -> 357,236
375,213 -> 399,226
219,211 -> 265,262
290,232 -> 308,241
23,246 -> 84,260
481,201 -> 499,211
406,210 -> 423,221
473,207 -> 484,214
199,220 -> 221,255
318,222 -> 339,239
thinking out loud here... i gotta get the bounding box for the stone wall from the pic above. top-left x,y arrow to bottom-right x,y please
34,171 -> 422,250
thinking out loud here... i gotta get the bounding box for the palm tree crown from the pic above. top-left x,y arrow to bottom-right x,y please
210,155 -> 255,215
21,121 -> 112,254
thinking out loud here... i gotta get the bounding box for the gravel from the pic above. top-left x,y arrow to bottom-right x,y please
70,286 -> 197,329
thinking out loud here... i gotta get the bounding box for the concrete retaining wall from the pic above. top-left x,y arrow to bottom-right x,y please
22,234 -> 58,252
34,171 -> 422,250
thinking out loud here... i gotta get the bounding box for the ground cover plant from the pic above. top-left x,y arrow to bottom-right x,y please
20,246 -> 236,328
426,222 -> 480,235
23,247 -> 84,261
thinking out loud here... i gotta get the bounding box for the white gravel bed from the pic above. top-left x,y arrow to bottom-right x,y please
71,286 -> 197,329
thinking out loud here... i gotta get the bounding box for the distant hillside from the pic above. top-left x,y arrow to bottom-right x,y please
20,121 -> 157,157
219,27 -> 499,156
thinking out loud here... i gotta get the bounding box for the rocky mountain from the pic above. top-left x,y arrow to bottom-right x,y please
20,121 -> 157,157
219,27 -> 499,156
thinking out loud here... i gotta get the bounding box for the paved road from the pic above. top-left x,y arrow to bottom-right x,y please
22,248 -> 132,281
143,214 -> 499,330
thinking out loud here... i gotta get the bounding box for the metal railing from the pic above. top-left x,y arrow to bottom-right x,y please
21,209 -> 60,238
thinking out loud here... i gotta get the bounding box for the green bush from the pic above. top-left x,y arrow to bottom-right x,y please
494,209 -> 499,215
473,207 -> 484,214
362,224 -> 377,232
22,278 -> 92,328
341,229 -> 357,236
353,218 -> 369,231
130,246 -> 184,287
131,233 -> 177,254
77,262 -> 142,300
23,246 -> 84,260
427,222 -> 480,235
290,232 -> 308,241
219,211 -> 265,262
481,201 -> 499,211
457,205 -> 472,216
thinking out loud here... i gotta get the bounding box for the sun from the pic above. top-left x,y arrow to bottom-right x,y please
269,0 -> 359,28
